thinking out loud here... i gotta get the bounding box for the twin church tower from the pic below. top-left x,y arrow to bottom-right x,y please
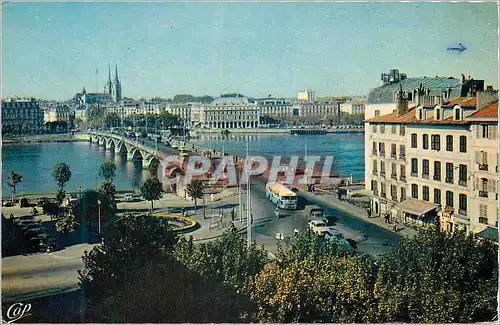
104,63 -> 122,102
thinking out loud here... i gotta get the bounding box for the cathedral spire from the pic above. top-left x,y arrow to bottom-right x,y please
115,63 -> 119,82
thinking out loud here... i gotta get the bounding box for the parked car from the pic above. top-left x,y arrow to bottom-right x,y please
324,230 -> 353,251
308,219 -> 329,235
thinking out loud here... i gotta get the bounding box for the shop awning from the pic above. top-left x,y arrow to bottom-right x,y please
477,226 -> 498,242
398,199 -> 437,216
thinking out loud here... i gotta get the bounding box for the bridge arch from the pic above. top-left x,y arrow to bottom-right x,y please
127,147 -> 143,161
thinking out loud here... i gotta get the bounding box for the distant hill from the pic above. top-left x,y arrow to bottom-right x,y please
172,94 -> 214,103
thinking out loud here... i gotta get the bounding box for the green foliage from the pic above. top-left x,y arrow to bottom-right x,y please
52,162 -> 72,189
172,94 -> 214,103
56,189 -> 66,205
250,254 -> 378,323
140,177 -> 163,212
78,214 -> 177,302
98,181 -> 116,203
56,214 -> 79,233
98,162 -> 116,182
6,170 -> 23,195
71,189 -> 115,224
374,228 -> 498,323
174,226 -> 268,292
185,179 -> 204,209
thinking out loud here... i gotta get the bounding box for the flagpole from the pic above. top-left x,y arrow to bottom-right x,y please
246,137 -> 251,249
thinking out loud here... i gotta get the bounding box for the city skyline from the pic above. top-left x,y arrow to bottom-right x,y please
2,2 -> 498,100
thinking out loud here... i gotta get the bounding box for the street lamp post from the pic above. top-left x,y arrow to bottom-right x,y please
97,199 -> 102,234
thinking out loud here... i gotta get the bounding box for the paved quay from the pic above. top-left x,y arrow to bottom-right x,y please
298,189 -> 417,239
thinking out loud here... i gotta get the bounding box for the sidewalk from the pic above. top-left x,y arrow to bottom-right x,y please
299,190 -> 417,238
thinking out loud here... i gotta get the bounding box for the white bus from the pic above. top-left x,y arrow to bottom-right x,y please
265,182 -> 298,209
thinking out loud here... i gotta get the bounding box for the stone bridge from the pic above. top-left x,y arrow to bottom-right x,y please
89,132 -> 162,170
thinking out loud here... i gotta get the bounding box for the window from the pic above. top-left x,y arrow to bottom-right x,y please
446,135 -> 453,151
482,125 -> 488,138
400,164 -> 406,181
431,135 -> 440,150
479,204 -> 488,224
434,189 -> 441,204
399,125 -> 406,136
380,161 -> 385,176
476,151 -> 488,171
375,110 -> 380,117
459,136 -> 467,153
433,161 -> 441,181
445,163 -> 454,183
423,186 -> 429,201
391,143 -> 397,158
400,187 -> 406,201
411,158 -> 418,176
391,163 -> 397,179
422,159 -> 429,178
372,160 -> 378,174
408,92 -> 413,101
459,165 -> 467,186
459,194 -> 467,215
391,124 -> 396,134
380,182 -> 386,198
372,142 -> 377,155
371,180 -> 378,194
411,184 -> 418,199
455,108 -> 461,120
372,125 -> 377,133
436,108 -> 441,120
391,185 -> 397,200
411,133 -> 417,148
399,145 -> 406,160
418,109 -> 423,120
422,134 -> 429,149
380,125 -> 385,134
446,191 -> 454,208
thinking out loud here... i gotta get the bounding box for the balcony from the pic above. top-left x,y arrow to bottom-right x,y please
479,191 -> 488,198
391,196 -> 398,201
411,172 -> 418,177
391,173 -> 397,180
373,190 -> 379,196
458,209 -> 467,216
372,150 -> 377,156
380,171 -> 386,178
445,177 -> 453,184
433,174 -> 441,181
399,175 -> 407,183
399,154 -> 406,161
381,192 -> 387,198
372,170 -> 378,176
379,151 -> 385,158
458,179 -> 467,187
478,164 -> 488,171
422,173 -> 429,179
391,153 -> 397,159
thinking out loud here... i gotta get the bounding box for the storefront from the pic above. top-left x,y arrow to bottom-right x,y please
398,199 -> 438,228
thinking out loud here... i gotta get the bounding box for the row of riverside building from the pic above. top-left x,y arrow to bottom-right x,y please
364,69 -> 498,242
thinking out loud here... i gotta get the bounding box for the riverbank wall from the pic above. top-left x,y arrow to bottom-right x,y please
195,128 -> 364,134
2,133 -> 90,145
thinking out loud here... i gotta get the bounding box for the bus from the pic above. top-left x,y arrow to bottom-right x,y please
265,182 -> 298,209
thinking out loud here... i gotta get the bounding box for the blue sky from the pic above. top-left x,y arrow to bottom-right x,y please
2,2 -> 498,100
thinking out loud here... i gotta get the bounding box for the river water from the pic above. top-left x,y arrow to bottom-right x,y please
2,133 -> 364,196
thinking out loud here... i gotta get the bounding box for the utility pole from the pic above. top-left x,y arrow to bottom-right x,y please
246,138 -> 251,249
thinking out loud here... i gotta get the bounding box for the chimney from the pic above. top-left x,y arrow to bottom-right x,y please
461,74 -> 465,83
396,84 -> 408,116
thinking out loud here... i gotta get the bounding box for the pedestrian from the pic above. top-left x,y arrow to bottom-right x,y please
367,208 -> 371,218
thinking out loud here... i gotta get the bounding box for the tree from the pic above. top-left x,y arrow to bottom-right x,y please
140,177 -> 163,212
52,162 -> 72,189
71,189 -> 115,232
56,189 -> 66,205
185,179 -> 204,211
98,162 -> 117,182
78,214 -> 177,301
56,214 -> 79,233
6,171 -> 23,201
374,228 -> 498,323
104,113 -> 120,129
99,181 -> 116,203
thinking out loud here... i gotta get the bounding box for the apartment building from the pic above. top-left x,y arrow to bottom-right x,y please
200,95 -> 260,129
365,87 -> 498,242
256,98 -> 294,121
1,98 -> 44,135
340,100 -> 366,115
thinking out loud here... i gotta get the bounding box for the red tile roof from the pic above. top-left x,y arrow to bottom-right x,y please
468,101 -> 498,118
441,97 -> 476,108
365,107 -> 467,125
